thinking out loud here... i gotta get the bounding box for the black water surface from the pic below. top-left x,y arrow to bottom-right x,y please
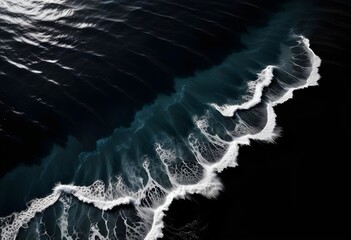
161,1 -> 351,239
0,0 -> 286,177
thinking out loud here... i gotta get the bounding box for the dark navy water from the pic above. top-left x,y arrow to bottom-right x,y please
0,0 -> 348,239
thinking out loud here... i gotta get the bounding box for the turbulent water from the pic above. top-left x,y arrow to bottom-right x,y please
0,0 -> 330,239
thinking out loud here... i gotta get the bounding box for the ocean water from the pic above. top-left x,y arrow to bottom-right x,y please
0,0 -> 340,239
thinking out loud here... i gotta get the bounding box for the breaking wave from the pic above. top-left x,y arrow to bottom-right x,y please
0,0 -> 322,239
0,32 -> 321,239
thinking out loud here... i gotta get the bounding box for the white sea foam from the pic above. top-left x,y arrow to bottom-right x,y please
144,35 -> 321,240
57,195 -> 76,240
0,36 -> 321,240
0,192 -> 60,240
210,65 -> 275,117
272,37 -> 321,106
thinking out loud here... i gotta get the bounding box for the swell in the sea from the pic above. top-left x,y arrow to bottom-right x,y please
0,1 -> 322,239
0,34 -> 321,239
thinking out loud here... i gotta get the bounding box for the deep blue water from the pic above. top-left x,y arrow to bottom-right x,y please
0,0 -> 348,239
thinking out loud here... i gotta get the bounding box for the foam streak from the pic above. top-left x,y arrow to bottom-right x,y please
210,65 -> 275,117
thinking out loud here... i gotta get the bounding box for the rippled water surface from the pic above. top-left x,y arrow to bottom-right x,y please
1,0 -> 349,239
